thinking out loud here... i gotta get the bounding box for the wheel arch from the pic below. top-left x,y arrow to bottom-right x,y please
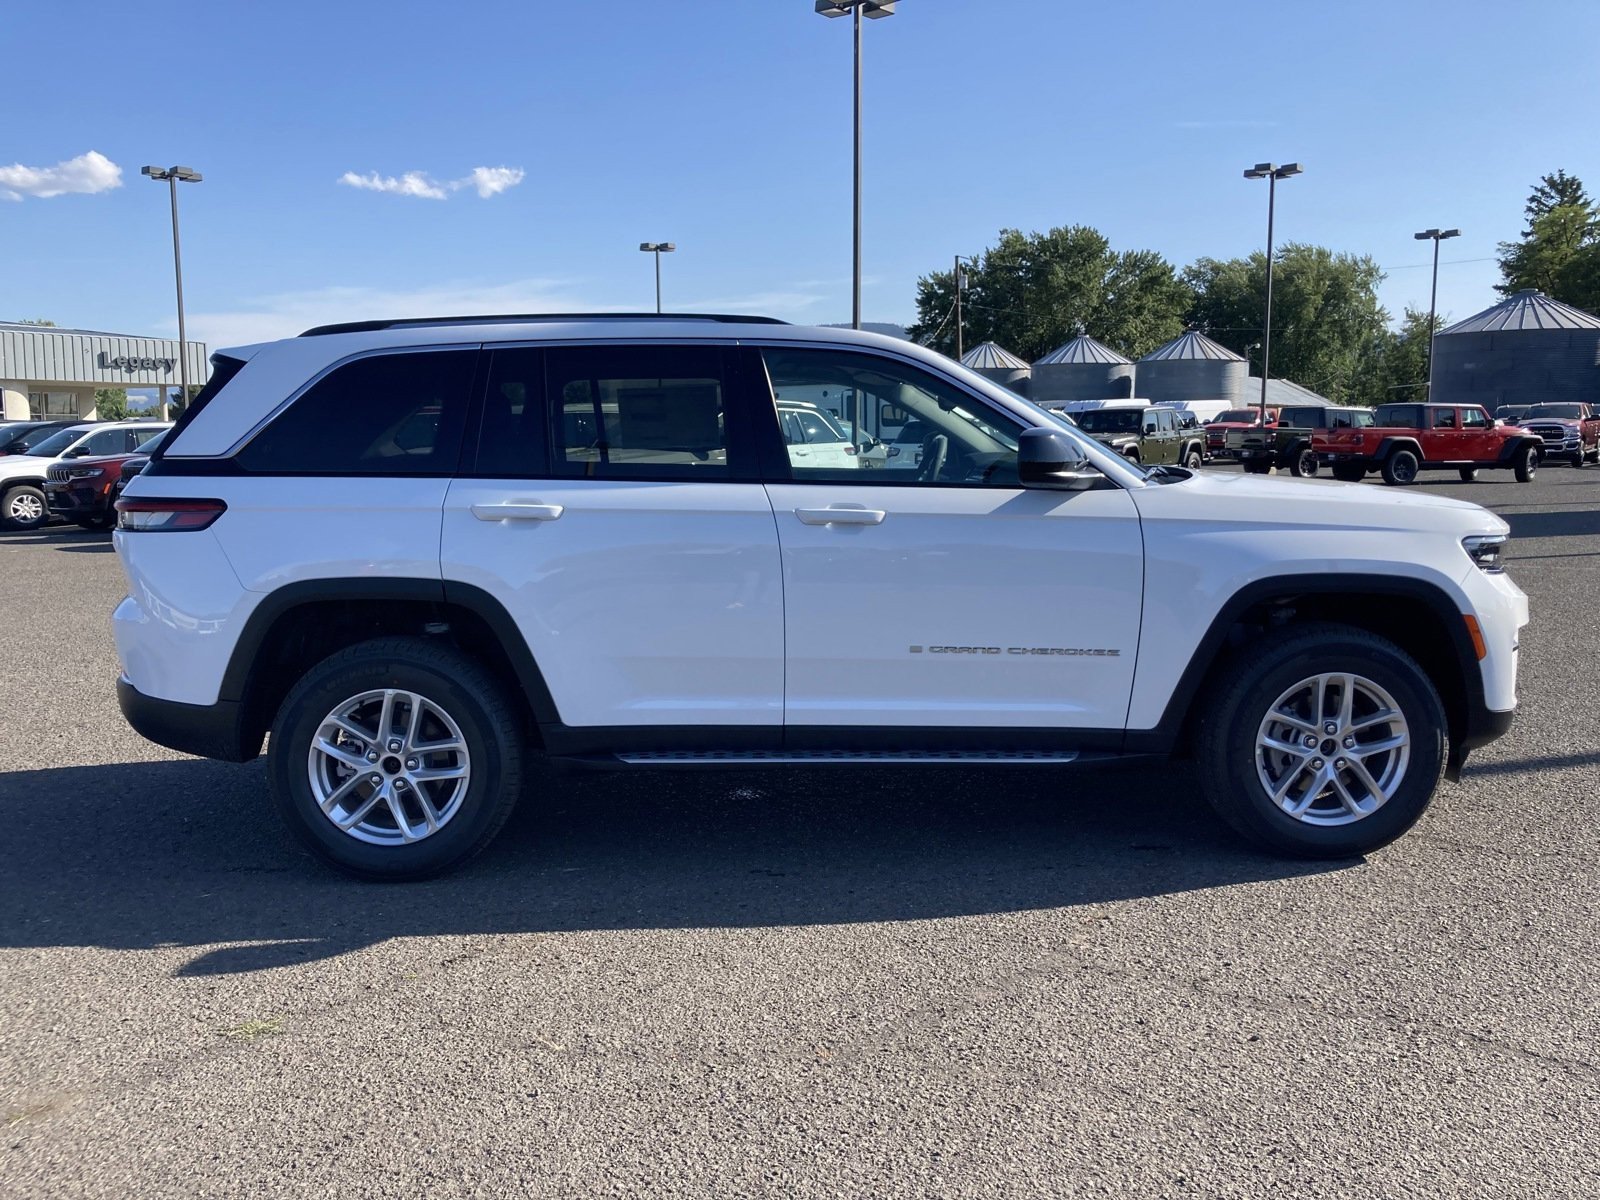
1132,574 -> 1482,778
220,578 -> 560,759
1376,437 -> 1422,462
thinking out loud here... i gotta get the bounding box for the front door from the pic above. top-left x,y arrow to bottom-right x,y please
758,345 -> 1144,734
441,342 -> 785,731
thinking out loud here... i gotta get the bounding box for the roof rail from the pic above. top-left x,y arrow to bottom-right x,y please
298,313 -> 790,337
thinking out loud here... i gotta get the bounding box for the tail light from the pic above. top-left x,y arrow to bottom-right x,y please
845,445 -> 858,455
115,497 -> 227,532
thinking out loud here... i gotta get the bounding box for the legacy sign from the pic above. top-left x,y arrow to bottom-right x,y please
97,352 -> 176,374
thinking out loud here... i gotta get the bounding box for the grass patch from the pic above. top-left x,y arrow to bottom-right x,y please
220,1017 -> 285,1042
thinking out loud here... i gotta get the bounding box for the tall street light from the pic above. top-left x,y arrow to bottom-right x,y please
141,165 -> 202,421
1243,161 -> 1302,431
639,242 -> 676,313
815,0 -> 896,331
1414,228 -> 1460,398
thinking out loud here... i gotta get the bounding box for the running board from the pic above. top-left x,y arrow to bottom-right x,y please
611,749 -> 1083,765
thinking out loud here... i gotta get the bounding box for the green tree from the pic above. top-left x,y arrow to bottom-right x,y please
1498,204 -> 1595,296
1522,169 -> 1591,235
93,388 -> 131,419
1554,241 -> 1600,314
907,226 -> 1190,362
1183,244 -> 1389,400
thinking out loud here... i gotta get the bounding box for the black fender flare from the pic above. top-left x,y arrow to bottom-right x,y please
1496,435 -> 1543,464
1375,437 -> 1423,463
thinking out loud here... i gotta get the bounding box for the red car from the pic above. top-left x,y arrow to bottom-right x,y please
45,431 -> 168,529
1206,407 -> 1279,463
1316,403 -> 1542,485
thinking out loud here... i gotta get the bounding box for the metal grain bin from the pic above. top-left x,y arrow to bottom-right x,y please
1136,330 -> 1247,406
1030,335 -> 1135,404
959,341 -> 1032,396
1432,290 -> 1600,410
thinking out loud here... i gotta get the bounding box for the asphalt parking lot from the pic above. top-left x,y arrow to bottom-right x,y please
3,466 -> 1598,1199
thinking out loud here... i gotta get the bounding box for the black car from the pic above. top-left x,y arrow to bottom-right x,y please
0,420 -> 78,456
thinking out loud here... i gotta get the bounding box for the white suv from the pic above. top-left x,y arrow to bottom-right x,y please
112,314 -> 1528,879
1,420 -> 170,531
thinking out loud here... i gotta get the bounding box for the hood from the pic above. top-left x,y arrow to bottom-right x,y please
1134,469 -> 1508,537
0,453 -> 56,480
1090,432 -> 1137,447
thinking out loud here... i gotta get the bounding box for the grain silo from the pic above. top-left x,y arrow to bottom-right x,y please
1432,290 -> 1600,410
1136,330 -> 1248,406
959,341 -> 1032,395
1030,335 -> 1135,405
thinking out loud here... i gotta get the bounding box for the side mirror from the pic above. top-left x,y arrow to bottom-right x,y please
1018,427 -> 1098,491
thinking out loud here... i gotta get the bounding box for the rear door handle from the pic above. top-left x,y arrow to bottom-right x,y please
794,506 -> 886,526
471,502 -> 564,522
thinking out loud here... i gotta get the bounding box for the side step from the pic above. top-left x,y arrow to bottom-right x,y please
612,749 -> 1082,765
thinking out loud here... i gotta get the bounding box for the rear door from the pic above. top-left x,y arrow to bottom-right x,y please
441,342 -> 784,732
756,344 -> 1143,735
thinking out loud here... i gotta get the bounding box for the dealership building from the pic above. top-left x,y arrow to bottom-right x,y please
0,322 -> 209,420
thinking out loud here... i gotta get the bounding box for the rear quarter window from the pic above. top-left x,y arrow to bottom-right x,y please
235,350 -> 475,475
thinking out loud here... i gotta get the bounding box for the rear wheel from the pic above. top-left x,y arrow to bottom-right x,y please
1331,463 -> 1366,483
1570,452 -> 1585,469
1291,448 -> 1318,477
1196,623 -> 1446,858
0,485 -> 48,532
268,637 -> 525,880
1514,444 -> 1539,483
1183,446 -> 1203,470
1381,450 -> 1419,486
1458,467 -> 1478,482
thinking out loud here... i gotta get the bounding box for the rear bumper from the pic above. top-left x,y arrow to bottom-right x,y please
117,675 -> 259,762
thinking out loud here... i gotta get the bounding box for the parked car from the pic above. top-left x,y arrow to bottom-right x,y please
114,314 -> 1525,879
1316,403 -> 1542,484
0,421 -> 171,531
0,420 -> 78,457
778,401 -> 859,470
1494,405 -> 1533,426
1517,402 -> 1600,468
112,448 -> 158,501
1074,405 -> 1203,468
1206,407 -> 1280,463
46,430 -> 169,530
1229,405 -> 1376,476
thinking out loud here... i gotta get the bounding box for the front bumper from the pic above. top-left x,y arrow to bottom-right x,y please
117,675 -> 259,762
45,481 -> 113,517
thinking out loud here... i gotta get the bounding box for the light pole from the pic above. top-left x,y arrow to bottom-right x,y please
815,0 -> 896,330
141,165 -> 202,421
1243,161 -> 1302,431
1413,228 -> 1460,398
639,242 -> 676,313
953,254 -> 974,359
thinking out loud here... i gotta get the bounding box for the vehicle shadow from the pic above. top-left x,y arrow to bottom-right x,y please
2,527 -> 112,551
0,758 -> 1347,976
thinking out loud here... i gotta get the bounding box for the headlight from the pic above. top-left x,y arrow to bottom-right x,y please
67,467 -> 106,480
1463,533 -> 1508,573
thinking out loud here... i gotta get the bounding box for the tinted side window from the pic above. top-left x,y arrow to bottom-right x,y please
237,351 -> 473,475
474,348 -> 549,477
84,429 -> 131,455
547,345 -> 730,479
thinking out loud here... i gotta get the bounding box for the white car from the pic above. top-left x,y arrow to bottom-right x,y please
778,401 -> 859,470
112,314 -> 1526,879
0,421 -> 171,531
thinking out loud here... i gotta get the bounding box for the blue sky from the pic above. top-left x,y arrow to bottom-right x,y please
6,0 -> 1599,352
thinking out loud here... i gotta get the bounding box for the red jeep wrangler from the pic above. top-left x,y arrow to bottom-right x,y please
1316,402 -> 1542,485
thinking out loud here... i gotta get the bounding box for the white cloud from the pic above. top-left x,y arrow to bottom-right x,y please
0,150 -> 122,201
337,165 -> 525,201
185,277 -> 608,348
337,170 -> 449,200
452,166 -> 524,198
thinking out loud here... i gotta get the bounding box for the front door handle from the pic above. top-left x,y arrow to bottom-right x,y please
471,502 -> 565,522
794,506 -> 886,526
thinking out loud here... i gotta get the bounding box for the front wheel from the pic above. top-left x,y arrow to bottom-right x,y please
73,513 -> 115,531
1514,444 -> 1539,483
1381,449 -> 1419,486
1290,448 -> 1318,477
268,637 -> 526,880
1196,623 -> 1446,857
1570,452 -> 1585,469
1458,467 -> 1478,483
1183,447 -> 1203,470
1,484 -> 48,532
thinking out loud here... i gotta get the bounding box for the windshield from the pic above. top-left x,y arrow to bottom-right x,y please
1527,404 -> 1586,419
1077,409 -> 1142,434
24,428 -> 86,458
1214,410 -> 1263,424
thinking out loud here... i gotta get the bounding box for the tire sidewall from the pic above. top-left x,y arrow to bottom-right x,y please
1383,450 -> 1418,486
269,651 -> 513,879
1210,636 -> 1446,856
3,485 -> 47,531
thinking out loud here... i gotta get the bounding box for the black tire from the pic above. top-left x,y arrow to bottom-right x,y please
1458,467 -> 1478,483
1569,452 -> 1585,469
1183,446 -> 1203,470
1513,443 -> 1538,483
1196,622 -> 1447,858
1331,463 -> 1366,483
1,484 -> 48,532
1381,449 -> 1419,486
268,636 -> 525,880
73,513 -> 115,531
1242,458 -> 1269,475
1290,448 -> 1318,478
